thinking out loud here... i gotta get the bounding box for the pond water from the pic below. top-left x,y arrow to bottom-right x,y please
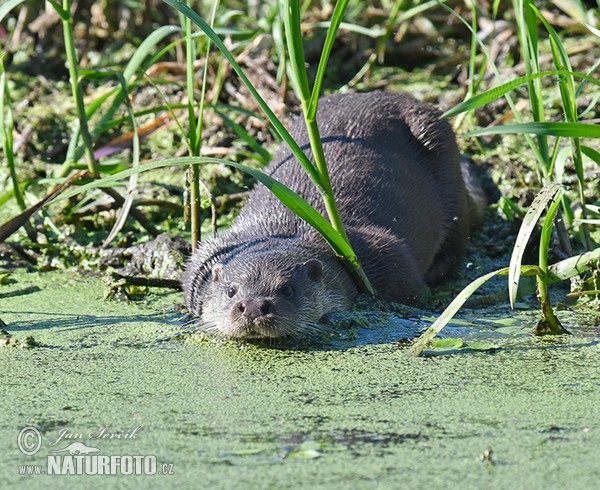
1,270 -> 599,489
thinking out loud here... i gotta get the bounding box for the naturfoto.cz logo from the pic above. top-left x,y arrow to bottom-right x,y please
17,426 -> 174,476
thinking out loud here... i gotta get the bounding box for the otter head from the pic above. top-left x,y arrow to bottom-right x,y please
184,238 -> 351,338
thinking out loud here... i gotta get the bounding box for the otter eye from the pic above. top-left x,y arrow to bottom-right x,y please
226,286 -> 238,298
280,284 -> 294,297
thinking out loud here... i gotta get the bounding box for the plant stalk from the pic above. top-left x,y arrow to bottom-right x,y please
531,186 -> 569,335
185,0 -> 202,249
282,0 -> 372,293
61,0 -> 99,178
302,114 -> 350,246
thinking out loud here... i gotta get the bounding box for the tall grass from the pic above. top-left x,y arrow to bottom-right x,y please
1,1 -> 598,349
0,1 -> 183,242
185,0 -> 216,250
162,0 -> 377,294
0,54 -> 31,237
410,1 -> 600,354
160,0 -> 598,347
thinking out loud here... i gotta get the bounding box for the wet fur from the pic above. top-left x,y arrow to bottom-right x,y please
183,92 -> 477,338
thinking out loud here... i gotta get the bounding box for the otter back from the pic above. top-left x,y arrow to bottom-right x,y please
183,92 -> 475,339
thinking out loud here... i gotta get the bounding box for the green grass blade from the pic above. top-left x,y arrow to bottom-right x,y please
530,4 -> 590,249
437,0 -> 546,172
442,70 -> 600,119
280,0 -> 310,102
88,26 -> 183,141
274,0 -> 370,293
245,166 -> 354,259
524,0 -> 549,160
467,122 -> 600,138
214,109 -> 271,164
102,72 -> 140,247
86,86 -> 120,119
508,182 -> 562,307
538,186 -> 564,274
57,156 -> 357,261
124,25 -> 182,81
581,145 -> 600,165
585,22 -> 600,39
0,57 -> 26,212
308,0 -> 350,118
309,21 -> 384,38
161,0 -> 319,185
397,0 -> 447,22
409,268 -> 510,357
0,0 -> 28,23
185,0 -> 198,155
547,247 -> 600,283
409,258 -> 552,356
531,5 -> 577,122
61,0 -> 98,177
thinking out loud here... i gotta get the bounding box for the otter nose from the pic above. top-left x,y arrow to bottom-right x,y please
238,298 -> 272,320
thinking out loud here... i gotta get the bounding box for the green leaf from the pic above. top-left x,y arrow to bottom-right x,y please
280,0 -> 310,102
215,108 -> 271,164
585,22 -> 600,39
161,0 -> 320,185
308,0 -> 350,119
531,5 -> 577,123
58,156 -> 356,261
467,122 -> 600,138
538,185 -> 564,274
582,145 -> 600,165
123,25 -> 182,82
286,449 -> 322,459
309,21 -> 384,38
508,183 -> 563,307
0,0 -> 28,24
442,71 -> 600,119
409,268 -> 509,356
547,247 -> 600,283
466,341 -> 497,351
232,164 -> 356,260
431,338 -> 464,349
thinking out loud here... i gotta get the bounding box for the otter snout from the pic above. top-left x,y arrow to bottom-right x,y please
236,297 -> 272,320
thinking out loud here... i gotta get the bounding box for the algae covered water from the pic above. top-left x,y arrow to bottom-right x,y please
1,270 -> 599,489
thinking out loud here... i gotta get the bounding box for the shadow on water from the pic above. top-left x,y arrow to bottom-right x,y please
0,285 -> 41,299
1,309 -> 189,350
3,310 -> 184,332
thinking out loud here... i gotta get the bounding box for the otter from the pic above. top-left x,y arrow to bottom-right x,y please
183,92 -> 482,339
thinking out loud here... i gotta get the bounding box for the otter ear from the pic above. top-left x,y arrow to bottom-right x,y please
212,264 -> 223,282
303,259 -> 323,281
